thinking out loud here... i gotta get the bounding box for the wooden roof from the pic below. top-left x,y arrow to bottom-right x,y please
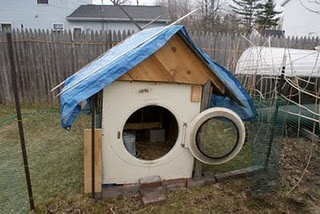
118,33 -> 225,94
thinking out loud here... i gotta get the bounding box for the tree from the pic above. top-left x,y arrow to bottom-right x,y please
155,0 -> 243,33
109,0 -> 131,5
155,0 -> 193,26
230,0 -> 261,33
222,13 -> 243,33
195,0 -> 226,32
255,0 -> 282,29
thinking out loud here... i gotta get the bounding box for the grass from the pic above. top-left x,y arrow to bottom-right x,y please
0,105 -> 90,213
1,105 -> 319,213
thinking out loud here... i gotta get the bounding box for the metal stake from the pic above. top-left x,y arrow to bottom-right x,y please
91,94 -> 97,199
265,62 -> 286,167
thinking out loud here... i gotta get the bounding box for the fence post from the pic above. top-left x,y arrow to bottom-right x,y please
6,32 -> 35,210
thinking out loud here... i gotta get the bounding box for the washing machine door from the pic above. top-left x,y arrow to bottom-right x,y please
187,107 -> 246,165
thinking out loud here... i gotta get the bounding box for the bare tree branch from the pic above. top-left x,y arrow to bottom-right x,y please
109,0 -> 130,5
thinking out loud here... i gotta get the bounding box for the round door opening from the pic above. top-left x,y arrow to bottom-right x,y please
196,117 -> 239,159
122,105 -> 178,160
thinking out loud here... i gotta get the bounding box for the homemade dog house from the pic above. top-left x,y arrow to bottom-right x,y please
59,25 -> 256,186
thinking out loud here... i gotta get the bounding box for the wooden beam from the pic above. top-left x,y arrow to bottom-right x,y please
119,55 -> 175,82
84,129 -> 102,194
118,34 -> 226,94
194,81 -> 213,178
154,35 -> 225,93
191,85 -> 202,102
124,122 -> 162,130
176,32 -> 226,94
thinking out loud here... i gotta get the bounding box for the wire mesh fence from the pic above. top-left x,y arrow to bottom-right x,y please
249,99 -> 286,196
0,121 -> 29,213
235,45 -> 320,198
0,107 -> 90,213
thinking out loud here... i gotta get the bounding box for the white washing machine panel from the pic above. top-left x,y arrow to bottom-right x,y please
102,81 -> 201,184
102,81 -> 246,184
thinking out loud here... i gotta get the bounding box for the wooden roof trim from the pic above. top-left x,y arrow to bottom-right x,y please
176,33 -> 226,92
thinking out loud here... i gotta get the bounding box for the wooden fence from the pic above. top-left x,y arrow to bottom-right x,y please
1,29 -> 319,104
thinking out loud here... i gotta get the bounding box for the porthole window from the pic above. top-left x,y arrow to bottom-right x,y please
196,117 -> 239,159
122,105 -> 178,160
188,107 -> 246,165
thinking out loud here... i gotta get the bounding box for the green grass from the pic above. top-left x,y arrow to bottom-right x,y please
0,106 -> 90,213
1,105 -> 319,213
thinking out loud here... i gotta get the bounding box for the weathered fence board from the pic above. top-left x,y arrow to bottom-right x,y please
0,29 -> 319,104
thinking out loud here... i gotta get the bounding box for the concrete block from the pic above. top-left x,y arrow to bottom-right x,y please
123,183 -> 140,196
140,186 -> 163,196
163,178 -> 187,191
141,191 -> 166,207
102,185 -> 123,198
139,176 -> 162,189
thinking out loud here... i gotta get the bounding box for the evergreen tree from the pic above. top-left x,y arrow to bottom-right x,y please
255,0 -> 282,29
230,0 -> 261,34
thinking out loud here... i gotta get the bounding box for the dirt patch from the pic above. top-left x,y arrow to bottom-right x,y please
280,138 -> 320,213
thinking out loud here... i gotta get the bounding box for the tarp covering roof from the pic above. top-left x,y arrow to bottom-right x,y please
60,25 -> 256,129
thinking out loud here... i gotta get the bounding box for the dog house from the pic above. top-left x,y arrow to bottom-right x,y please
59,25 -> 256,186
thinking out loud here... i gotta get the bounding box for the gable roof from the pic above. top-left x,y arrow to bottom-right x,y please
59,25 -> 256,129
67,5 -> 171,22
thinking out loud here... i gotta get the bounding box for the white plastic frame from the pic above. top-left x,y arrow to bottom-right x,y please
188,107 -> 246,165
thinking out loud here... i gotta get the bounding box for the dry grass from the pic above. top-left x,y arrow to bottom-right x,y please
1,105 -> 319,213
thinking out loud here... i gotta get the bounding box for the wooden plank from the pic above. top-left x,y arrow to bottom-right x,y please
39,29 -> 50,103
191,85 -> 202,102
214,166 -> 263,182
155,35 -> 211,85
84,128 -> 102,194
119,54 -> 174,82
194,81 -> 213,178
119,34 -> 225,94
124,122 -> 162,130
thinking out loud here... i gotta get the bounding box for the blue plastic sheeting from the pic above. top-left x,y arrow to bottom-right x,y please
60,25 -> 256,129
211,95 -> 255,121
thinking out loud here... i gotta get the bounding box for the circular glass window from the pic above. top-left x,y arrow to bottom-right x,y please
122,105 -> 178,160
196,117 -> 239,159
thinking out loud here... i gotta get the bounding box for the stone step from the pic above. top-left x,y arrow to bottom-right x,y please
139,175 -> 166,206
140,185 -> 163,196
141,190 -> 166,207
139,175 -> 162,189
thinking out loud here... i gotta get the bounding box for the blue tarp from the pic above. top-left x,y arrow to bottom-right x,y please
60,25 -> 256,129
